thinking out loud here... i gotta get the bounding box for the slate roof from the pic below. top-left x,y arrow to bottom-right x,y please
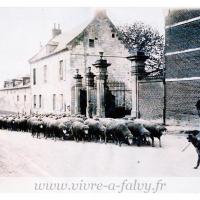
29,10 -> 118,64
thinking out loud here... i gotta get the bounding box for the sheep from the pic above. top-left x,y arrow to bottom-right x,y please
125,120 -> 151,146
106,120 -> 133,146
134,119 -> 166,147
71,121 -> 89,142
84,118 -> 106,143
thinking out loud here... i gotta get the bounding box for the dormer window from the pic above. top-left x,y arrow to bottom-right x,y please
112,33 -> 115,38
89,39 -> 94,47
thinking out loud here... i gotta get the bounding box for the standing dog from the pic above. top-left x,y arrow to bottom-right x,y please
187,134 -> 200,169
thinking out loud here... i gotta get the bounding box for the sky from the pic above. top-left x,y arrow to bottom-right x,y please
0,7 -> 165,84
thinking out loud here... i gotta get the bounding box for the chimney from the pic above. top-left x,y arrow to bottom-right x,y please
22,77 -> 30,85
4,81 -> 8,88
94,8 -> 107,18
52,23 -> 62,38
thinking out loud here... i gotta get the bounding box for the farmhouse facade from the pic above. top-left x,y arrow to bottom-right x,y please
28,10 -> 132,116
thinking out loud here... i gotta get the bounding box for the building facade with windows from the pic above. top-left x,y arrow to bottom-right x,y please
0,76 -> 31,114
29,10 -> 132,115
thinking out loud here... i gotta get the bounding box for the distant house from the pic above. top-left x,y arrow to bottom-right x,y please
28,10 -> 132,116
0,76 -> 31,114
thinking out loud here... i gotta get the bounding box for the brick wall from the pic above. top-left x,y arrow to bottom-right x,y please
166,9 -> 200,26
165,10 -> 200,125
165,51 -> 200,79
138,80 -> 163,120
166,20 -> 200,53
166,80 -> 200,124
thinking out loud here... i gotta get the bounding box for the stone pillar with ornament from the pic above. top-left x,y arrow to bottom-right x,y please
93,52 -> 111,118
73,69 -> 83,115
85,67 -> 96,118
127,51 -> 148,118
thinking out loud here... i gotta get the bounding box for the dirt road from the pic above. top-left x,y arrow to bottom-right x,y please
0,130 -> 199,177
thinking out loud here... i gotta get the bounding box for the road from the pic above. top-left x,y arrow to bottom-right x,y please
0,129 -> 199,177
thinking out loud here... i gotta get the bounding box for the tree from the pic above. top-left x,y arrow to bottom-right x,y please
117,22 -> 164,77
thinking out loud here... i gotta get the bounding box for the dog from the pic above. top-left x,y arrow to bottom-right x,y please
187,134 -> 200,169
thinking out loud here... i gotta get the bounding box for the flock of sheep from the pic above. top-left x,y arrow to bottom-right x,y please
0,114 -> 167,147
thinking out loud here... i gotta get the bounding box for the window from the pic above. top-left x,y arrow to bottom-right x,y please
43,65 -> 47,83
53,94 -> 56,111
33,68 -> 36,85
24,95 -> 26,102
33,95 -> 36,108
39,95 -> 42,108
89,39 -> 94,47
60,94 -> 63,111
59,60 -> 63,80
112,33 -> 115,38
17,95 -> 19,102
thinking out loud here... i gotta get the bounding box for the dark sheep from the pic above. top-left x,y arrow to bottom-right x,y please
51,119 -> 73,141
0,116 -> 9,130
143,124 -> 166,147
126,120 -> 150,146
5,116 -> 16,131
72,121 -> 89,142
84,118 -> 106,143
30,118 -> 45,139
14,117 -> 28,132
134,119 -> 166,147
58,121 -> 74,140
98,118 -> 114,127
106,120 -> 133,146
42,118 -> 58,140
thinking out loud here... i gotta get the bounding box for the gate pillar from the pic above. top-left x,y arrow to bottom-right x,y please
85,67 -> 95,118
127,51 -> 148,118
93,52 -> 111,118
73,69 -> 83,115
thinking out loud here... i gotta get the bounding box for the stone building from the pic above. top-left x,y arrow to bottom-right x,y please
29,10 -> 132,116
0,76 -> 31,114
165,9 -> 200,124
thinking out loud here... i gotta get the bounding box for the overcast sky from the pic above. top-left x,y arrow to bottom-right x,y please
0,7 -> 165,83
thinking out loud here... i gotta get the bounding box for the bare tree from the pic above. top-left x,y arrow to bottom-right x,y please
117,22 -> 164,77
